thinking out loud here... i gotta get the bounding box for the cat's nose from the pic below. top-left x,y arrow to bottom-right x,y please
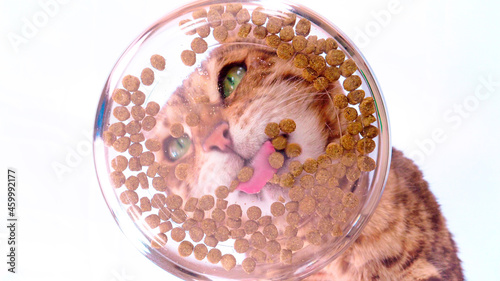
203,122 -> 232,152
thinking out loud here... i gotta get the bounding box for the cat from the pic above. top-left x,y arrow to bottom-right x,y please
150,34 -> 464,280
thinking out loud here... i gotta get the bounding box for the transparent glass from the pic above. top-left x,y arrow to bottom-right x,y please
93,0 -> 391,280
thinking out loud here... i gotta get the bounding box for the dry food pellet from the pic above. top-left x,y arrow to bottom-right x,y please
343,75 -> 362,91
361,114 -> 377,127
179,19 -> 196,36
317,154 -> 331,168
292,35 -> 307,52
312,185 -> 329,200
287,236 -> 304,251
109,171 -> 126,188
286,212 -> 300,226
189,226 -> 204,242
266,16 -> 282,34
287,161 -> 302,178
229,180 -> 239,192
315,201 -> 331,217
209,4 -> 224,14
244,220 -> 259,235
158,206 -> 171,221
266,240 -> 281,254
317,217 -> 334,235
181,50 -> 196,66
358,156 -> 376,172
151,193 -> 166,209
263,224 -> 279,240
347,166 -> 361,182
333,209 -> 347,223
221,12 -> 237,30
310,55 -> 326,74
182,218 -> 197,231
279,196 -> 285,203
201,218 -> 217,236
277,43 -> 294,60
215,185 -> 229,199
333,94 -> 348,109
266,34 -> 281,48
284,225 -> 298,238
112,89 -> 131,106
150,54 -> 165,71
113,136 -> 131,153
279,118 -> 296,133
185,112 -> 200,127
293,53 -> 309,69
348,89 -> 366,106
234,238 -> 250,253
315,38 -> 326,55
120,190 -> 138,205
303,158 -> 318,174
111,155 -> 128,172
295,18 -> 311,36
141,68 -> 154,86
178,241 -> 194,258
269,174 -> 280,185
144,102 -> 159,116
280,249 -> 292,264
237,166 -> 254,182
144,139 -> 160,152
142,116 -> 156,131
221,254 -> 236,271
113,106 -> 130,121
238,23 -> 252,38
151,233 -> 168,249
128,143 -> 143,157
145,214 -> 160,228
236,8 -> 250,24
128,157 -> 142,171
325,38 -> 338,51
242,257 -> 256,273
315,169 -> 329,185
193,9 -> 207,19
171,209 -> 187,224
165,194 -> 182,209
362,125 -> 379,139
357,138 -> 376,154
285,201 -> 299,212
140,151 -> 155,166
272,135 -> 287,150
126,120 -> 141,135
131,105 -> 145,121
341,152 -> 357,167
198,195 -> 215,211
215,226 -> 230,242
332,224 -> 343,237
332,163 -> 347,178
251,249 -> 267,263
303,35 -> 317,54
270,202 -> 285,217
207,248 -> 222,264
314,77 -> 329,91
213,26 -> 228,42
324,66 -> 340,82
226,204 -> 242,218
253,25 -> 267,39
230,228 -> 246,239
171,227 -> 186,242
191,37 -> 208,54
280,173 -> 294,188
109,122 -> 126,137
280,25 -> 294,42
268,152 -> 285,169
302,67 -> 318,82
184,197 -> 198,212
340,59 -> 357,77
299,174 -> 314,189
138,172 -> 148,190
281,12 -> 296,26
360,97 -> 376,117
347,122 -> 363,136
131,133 -> 146,143
152,176 -> 167,191
194,244 -> 208,261
344,107 -> 358,122
306,230 -> 322,246
326,142 -> 343,159
226,3 -> 242,14
196,23 -> 211,38
251,7 -> 267,26
147,162 -> 159,178
329,187 -> 344,203
125,176 -> 139,190
170,123 -> 184,138
285,143 -> 302,158
326,50 -> 345,66
341,134 -> 356,150
204,235 -> 218,248
247,206 -> 262,220
122,75 -> 140,92
211,208 -> 225,222
207,9 -> 222,27
175,163 -> 190,180
159,221 -> 173,233
250,231 -> 266,249
258,215 -> 272,227
216,198 -> 228,210
299,195 -> 316,215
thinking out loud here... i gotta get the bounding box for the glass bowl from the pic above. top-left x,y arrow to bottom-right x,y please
93,0 -> 391,280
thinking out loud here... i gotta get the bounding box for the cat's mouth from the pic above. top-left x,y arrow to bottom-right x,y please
236,140 -> 278,194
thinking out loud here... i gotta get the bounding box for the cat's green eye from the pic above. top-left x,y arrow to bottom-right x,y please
164,135 -> 191,161
221,65 -> 246,98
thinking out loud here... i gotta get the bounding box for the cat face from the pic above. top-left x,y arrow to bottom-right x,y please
150,38 -> 345,206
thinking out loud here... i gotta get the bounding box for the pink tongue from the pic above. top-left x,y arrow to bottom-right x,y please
237,141 -> 278,194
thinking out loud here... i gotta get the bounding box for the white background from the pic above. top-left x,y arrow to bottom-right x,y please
1,0 -> 499,280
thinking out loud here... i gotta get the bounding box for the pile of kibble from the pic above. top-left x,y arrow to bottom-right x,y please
102,3 -> 378,275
